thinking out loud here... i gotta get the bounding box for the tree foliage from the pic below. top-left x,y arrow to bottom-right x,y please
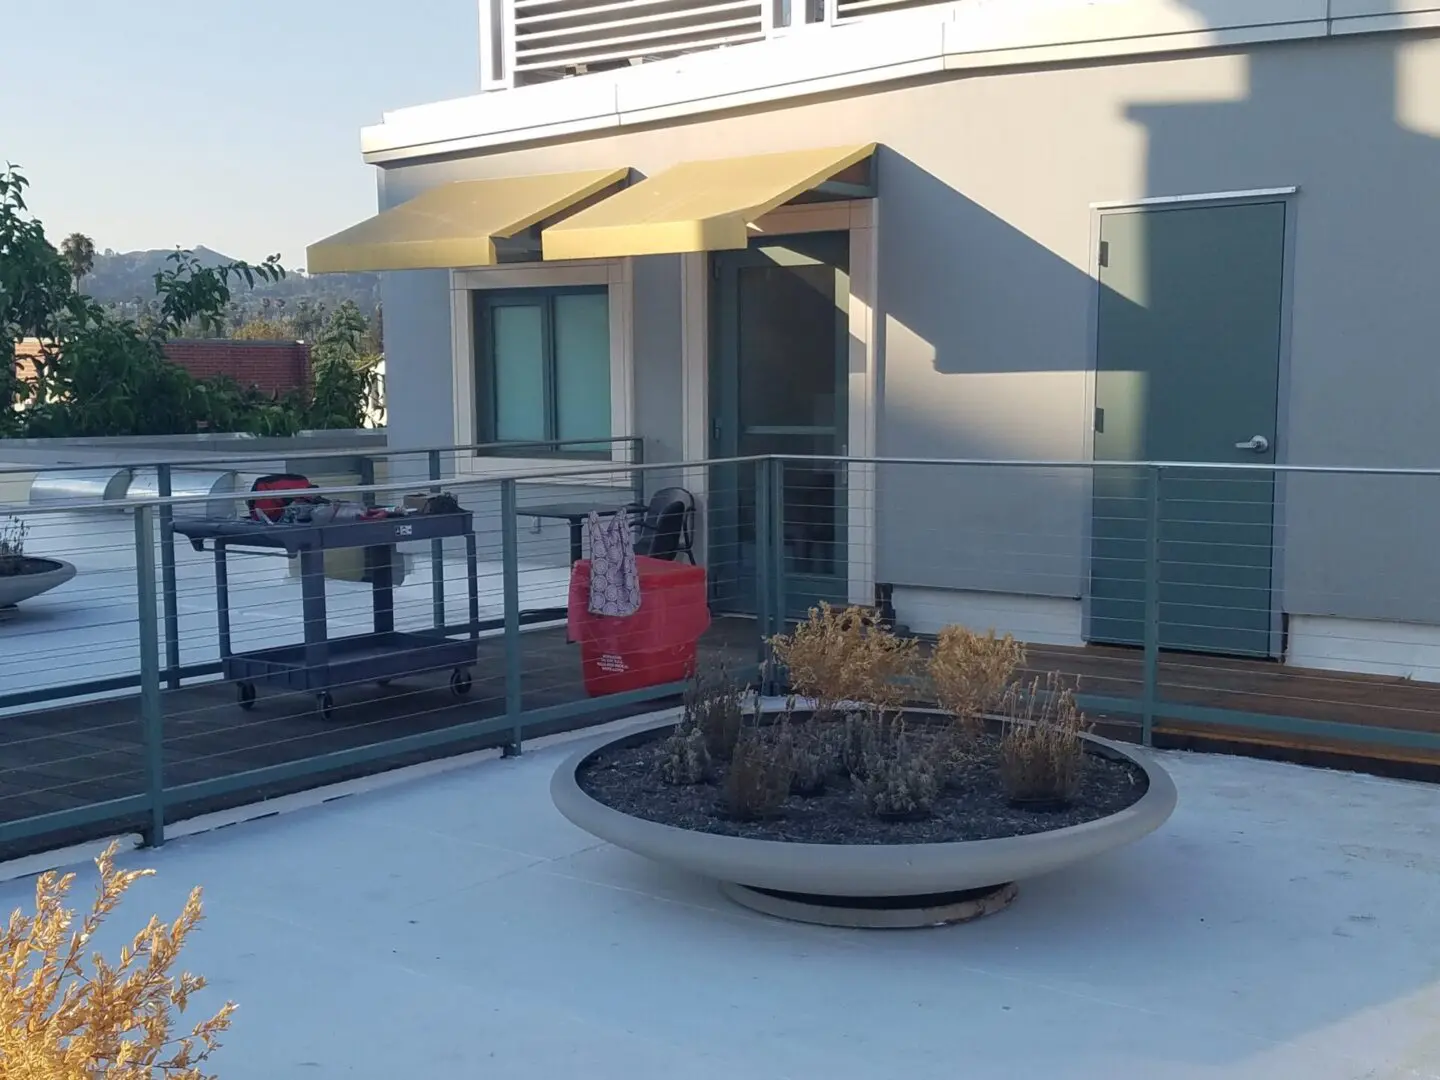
59,233 -> 95,293
0,166 -> 379,438
0,840 -> 234,1079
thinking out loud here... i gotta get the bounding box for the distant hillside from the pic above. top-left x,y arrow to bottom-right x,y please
84,246 -> 381,316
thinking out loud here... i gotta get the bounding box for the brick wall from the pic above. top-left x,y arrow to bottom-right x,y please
13,338 -> 311,397
162,339 -> 311,395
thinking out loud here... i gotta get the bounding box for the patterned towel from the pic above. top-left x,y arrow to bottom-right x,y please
585,510 -> 641,617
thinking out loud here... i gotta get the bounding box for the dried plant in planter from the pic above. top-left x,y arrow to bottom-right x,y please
857,729 -> 941,821
999,672 -> 1089,809
657,722 -> 713,786
770,603 -> 918,716
0,515 -> 28,576
684,664 -> 746,762
839,707 -> 904,780
776,701 -> 838,797
0,840 -> 234,1080
929,626 -> 1026,734
722,727 -> 792,821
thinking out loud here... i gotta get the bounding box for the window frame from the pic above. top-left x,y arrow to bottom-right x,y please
471,284 -> 612,456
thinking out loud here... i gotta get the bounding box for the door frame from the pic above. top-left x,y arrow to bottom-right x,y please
679,199 -> 880,606
1081,186 -> 1301,659
708,233 -> 853,615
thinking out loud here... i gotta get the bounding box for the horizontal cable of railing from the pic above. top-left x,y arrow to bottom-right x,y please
2,453 -> 1439,859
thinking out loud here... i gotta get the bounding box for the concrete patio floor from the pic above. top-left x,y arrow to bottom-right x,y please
1,716 -> 1436,1080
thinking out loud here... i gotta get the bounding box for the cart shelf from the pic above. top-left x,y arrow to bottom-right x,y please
175,510 -> 480,719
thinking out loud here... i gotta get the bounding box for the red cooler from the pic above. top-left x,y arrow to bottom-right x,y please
568,556 -> 710,697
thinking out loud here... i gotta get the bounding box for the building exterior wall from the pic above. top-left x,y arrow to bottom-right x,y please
375,29 -> 1440,637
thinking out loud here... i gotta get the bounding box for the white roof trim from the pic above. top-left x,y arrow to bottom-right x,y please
360,0 -> 1435,164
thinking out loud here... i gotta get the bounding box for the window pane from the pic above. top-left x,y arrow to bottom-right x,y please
553,291 -> 611,443
491,303 -> 547,443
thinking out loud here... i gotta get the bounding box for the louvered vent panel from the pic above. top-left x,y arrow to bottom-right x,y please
513,0 -> 765,83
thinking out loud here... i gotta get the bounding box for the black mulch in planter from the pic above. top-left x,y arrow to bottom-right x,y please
0,557 -> 62,577
577,716 -> 1150,845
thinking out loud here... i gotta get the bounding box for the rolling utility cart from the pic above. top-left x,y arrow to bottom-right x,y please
176,511 -> 480,720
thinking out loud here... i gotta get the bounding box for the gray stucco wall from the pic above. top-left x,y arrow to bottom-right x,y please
376,29 -> 1440,626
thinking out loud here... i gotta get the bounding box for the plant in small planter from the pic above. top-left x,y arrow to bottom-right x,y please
0,515 -> 28,576
998,672 -> 1089,810
0,513 -> 76,609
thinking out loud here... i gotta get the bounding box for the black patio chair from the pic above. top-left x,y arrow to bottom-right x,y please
632,486 -> 696,563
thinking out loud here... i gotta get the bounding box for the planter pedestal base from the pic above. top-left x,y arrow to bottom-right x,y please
720,880 -> 1019,929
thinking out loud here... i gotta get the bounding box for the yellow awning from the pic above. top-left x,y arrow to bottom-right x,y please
541,144 -> 876,261
306,168 -> 629,273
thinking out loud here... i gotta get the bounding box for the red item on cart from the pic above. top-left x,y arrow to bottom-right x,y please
568,556 -> 710,697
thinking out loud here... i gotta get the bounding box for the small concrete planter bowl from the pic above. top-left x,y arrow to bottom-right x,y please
551,714 -> 1178,928
0,557 -> 78,609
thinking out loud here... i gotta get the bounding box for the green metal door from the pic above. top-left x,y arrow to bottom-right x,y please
1090,201 -> 1285,657
709,232 -> 850,617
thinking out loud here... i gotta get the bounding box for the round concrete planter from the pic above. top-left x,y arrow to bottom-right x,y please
551,714 -> 1177,921
0,557 -> 78,608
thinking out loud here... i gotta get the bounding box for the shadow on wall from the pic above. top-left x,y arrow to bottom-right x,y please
1133,4 -> 1440,627
875,149 -> 1100,603
876,8 -> 1440,634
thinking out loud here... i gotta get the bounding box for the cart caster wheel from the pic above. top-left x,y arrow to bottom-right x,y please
317,692 -> 335,721
450,669 -> 473,697
237,682 -> 256,711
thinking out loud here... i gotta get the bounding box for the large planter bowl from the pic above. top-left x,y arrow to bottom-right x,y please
0,557 -> 78,608
552,713 -> 1178,927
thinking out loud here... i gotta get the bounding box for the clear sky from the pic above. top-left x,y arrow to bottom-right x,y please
1,1 -> 479,268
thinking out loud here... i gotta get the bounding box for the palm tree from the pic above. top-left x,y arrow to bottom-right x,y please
59,232 -> 96,293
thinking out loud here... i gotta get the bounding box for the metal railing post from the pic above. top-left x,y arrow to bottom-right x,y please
500,479 -> 523,756
770,457 -> 787,641
1142,465 -> 1162,747
429,448 -> 445,630
755,459 -> 774,691
135,505 -> 165,847
630,436 -> 645,508
156,463 -> 181,690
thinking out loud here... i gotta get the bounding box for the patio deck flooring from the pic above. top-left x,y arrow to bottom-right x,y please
3,617 -> 1439,862
0,617 -> 760,860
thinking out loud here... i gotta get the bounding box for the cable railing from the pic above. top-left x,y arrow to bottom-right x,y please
2,450 -> 1440,861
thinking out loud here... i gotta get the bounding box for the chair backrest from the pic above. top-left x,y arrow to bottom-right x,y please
636,486 -> 695,561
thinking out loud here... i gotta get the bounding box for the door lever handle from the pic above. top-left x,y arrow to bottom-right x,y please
1235,435 -> 1270,453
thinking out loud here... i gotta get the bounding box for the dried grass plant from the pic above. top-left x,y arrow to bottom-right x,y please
857,727 -> 940,820
0,841 -> 234,1080
776,701 -> 838,797
998,673 -> 1089,806
684,664 -> 746,763
770,603 -> 918,716
657,722 -> 713,786
929,626 -> 1026,733
722,727 -> 792,821
0,515 -> 28,575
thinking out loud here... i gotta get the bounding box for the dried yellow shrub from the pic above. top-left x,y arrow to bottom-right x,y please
770,603 -> 918,715
0,841 -> 234,1080
929,626 -> 1026,732
998,672 -> 1089,805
